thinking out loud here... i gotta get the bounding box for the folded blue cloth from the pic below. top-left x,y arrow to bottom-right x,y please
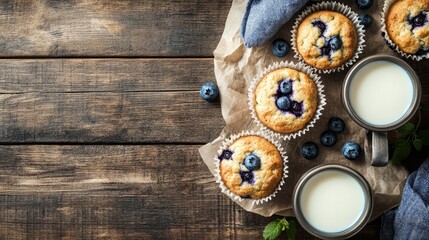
380,158 -> 429,240
240,0 -> 309,47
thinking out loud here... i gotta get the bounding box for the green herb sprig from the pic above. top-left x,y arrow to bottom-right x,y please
263,218 -> 296,240
391,107 -> 429,164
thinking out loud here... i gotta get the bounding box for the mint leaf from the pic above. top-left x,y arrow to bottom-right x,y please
399,123 -> 414,136
417,129 -> 429,145
390,139 -> 412,165
263,218 -> 289,240
285,220 -> 297,240
413,138 -> 423,151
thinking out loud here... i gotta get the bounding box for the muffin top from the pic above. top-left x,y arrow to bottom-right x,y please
386,0 -> 429,55
219,135 -> 283,199
296,10 -> 357,70
253,67 -> 318,134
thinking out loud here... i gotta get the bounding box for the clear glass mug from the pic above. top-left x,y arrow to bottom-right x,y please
342,55 -> 421,167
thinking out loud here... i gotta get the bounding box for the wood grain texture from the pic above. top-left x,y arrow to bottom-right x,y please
0,59 -> 223,143
0,145 -> 379,239
0,0 -> 230,57
0,59 -> 216,93
0,92 -> 222,143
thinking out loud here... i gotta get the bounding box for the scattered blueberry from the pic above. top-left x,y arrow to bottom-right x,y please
244,153 -> 261,171
329,36 -> 342,51
312,20 -> 327,33
240,171 -> 254,183
320,131 -> 337,147
328,117 -> 346,133
199,82 -> 219,101
219,149 -> 233,160
276,96 -> 291,111
279,79 -> 292,94
272,39 -> 290,57
342,142 -> 362,160
358,13 -> 372,28
300,142 -> 319,160
356,0 -> 373,9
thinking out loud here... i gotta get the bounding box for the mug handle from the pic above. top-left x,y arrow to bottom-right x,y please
371,131 -> 389,167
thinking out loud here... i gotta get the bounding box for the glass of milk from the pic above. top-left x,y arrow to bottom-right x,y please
293,165 -> 373,239
342,55 -> 421,166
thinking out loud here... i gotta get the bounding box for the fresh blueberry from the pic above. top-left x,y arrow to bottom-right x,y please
240,171 -> 254,183
358,13 -> 372,28
300,142 -> 319,160
199,82 -> 219,101
342,141 -> 362,160
329,36 -> 342,51
320,131 -> 337,147
279,79 -> 292,94
244,154 -> 261,171
219,149 -> 233,160
276,96 -> 291,111
272,39 -> 290,57
312,20 -> 326,33
328,117 -> 346,133
356,0 -> 373,9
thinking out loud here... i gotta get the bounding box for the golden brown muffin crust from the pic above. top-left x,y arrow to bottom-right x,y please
296,10 -> 357,70
219,135 -> 283,199
386,0 -> 429,54
253,68 -> 318,134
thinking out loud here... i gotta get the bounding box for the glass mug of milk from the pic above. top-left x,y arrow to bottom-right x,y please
342,55 -> 421,166
293,165 -> 373,239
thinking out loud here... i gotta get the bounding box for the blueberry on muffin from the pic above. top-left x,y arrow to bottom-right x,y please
253,68 -> 318,134
386,0 -> 429,55
218,135 -> 283,199
296,10 -> 358,70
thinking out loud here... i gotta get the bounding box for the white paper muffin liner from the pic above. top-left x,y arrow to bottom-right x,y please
214,130 -> 289,205
248,61 -> 326,140
381,0 -> 429,61
291,1 -> 366,74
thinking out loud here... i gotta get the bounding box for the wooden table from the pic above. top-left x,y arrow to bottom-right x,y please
0,1 -> 428,239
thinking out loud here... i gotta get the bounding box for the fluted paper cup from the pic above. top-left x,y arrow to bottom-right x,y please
381,0 -> 429,61
248,61 -> 326,140
214,131 -> 288,205
291,1 -> 366,73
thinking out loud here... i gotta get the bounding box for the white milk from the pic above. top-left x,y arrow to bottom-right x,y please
349,60 -> 413,126
299,170 -> 366,233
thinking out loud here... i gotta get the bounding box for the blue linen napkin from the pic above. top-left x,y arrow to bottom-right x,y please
380,158 -> 429,240
240,0 -> 310,47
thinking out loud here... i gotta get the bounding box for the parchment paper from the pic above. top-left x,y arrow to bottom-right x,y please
199,0 -> 409,219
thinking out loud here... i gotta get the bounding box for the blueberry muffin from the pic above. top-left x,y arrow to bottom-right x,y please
218,135 -> 283,199
253,68 -> 318,134
386,0 -> 429,55
296,10 -> 357,70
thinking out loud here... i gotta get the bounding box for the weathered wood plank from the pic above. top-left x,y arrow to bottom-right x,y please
0,92 -> 222,143
0,59 -> 215,93
0,0 -> 230,57
0,145 -> 379,239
